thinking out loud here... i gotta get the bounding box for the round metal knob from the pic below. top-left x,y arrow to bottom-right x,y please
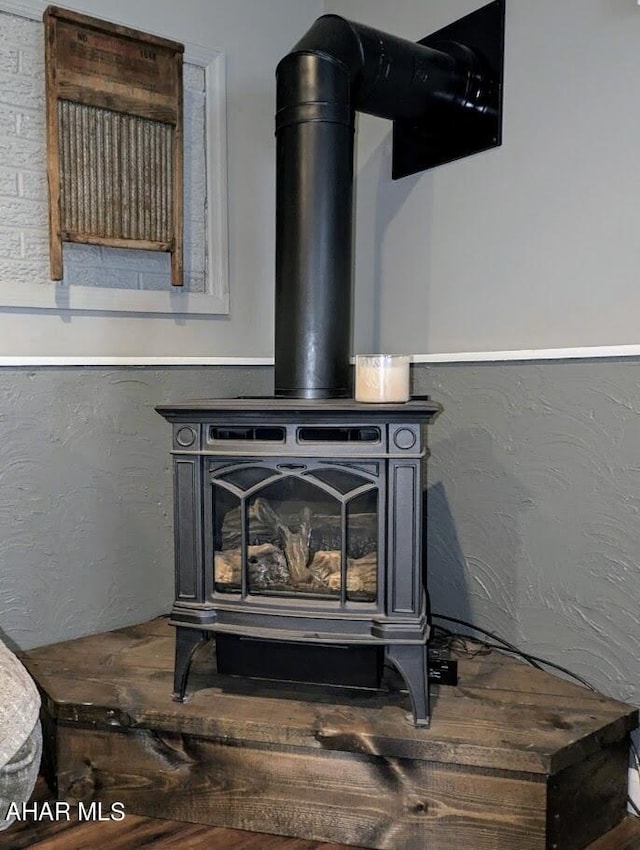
393,428 -> 416,450
175,427 -> 196,448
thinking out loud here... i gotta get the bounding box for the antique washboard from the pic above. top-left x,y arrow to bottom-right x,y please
43,7 -> 185,284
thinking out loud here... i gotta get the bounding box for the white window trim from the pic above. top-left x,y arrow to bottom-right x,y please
0,0 -> 229,316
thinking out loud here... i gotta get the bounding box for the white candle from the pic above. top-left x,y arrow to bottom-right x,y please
354,355 -> 410,403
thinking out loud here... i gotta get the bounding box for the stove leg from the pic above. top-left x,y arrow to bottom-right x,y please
386,642 -> 430,728
172,627 -> 209,702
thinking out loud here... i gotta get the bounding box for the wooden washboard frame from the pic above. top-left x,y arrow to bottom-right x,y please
43,6 -> 185,285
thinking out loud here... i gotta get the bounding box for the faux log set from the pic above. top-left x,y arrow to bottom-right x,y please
215,497 -> 377,599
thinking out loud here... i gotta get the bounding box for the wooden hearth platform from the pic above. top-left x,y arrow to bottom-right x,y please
20,618 -> 638,850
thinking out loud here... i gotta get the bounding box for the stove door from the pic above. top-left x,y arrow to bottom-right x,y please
209,460 -> 383,606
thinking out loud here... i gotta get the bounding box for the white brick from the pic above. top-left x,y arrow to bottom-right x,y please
185,88 -> 205,122
0,73 -> 45,111
0,229 -> 22,258
183,84 -> 206,183
184,241 -> 205,276
98,245 -> 170,274
22,231 -> 49,260
0,198 -> 49,227
0,48 -> 19,75
184,93 -> 205,150
184,64 -> 205,93
186,273 -> 206,294
185,152 -> 205,187
64,266 -> 138,290
0,136 -> 45,169
0,13 -> 41,48
0,257 -> 48,284
1,197 -> 47,228
0,167 -> 18,197
17,48 -> 44,79
18,169 -> 47,200
138,271 -> 172,291
0,71 -> 45,111
184,218 -> 206,273
140,270 -> 205,293
0,105 -> 19,136
64,244 -> 104,266
184,174 -> 205,208
17,111 -> 43,142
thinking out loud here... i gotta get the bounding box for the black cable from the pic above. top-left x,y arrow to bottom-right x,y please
431,613 -> 596,690
431,613 -> 544,671
478,642 -> 596,692
629,795 -> 640,818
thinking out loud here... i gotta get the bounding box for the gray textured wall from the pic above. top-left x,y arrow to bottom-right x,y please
416,361 -> 640,704
0,366 -> 272,651
1,362 -> 638,709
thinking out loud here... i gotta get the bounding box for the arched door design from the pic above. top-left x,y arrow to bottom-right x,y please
211,462 -> 380,604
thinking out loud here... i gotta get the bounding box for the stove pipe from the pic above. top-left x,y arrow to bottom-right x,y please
274,14 -> 493,399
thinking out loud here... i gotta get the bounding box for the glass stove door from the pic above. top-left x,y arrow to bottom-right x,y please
210,461 -> 380,605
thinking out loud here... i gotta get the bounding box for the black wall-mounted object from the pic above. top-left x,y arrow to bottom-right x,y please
274,2 -> 505,399
393,0 -> 505,179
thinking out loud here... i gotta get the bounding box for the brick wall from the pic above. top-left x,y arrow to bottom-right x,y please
0,10 -> 207,293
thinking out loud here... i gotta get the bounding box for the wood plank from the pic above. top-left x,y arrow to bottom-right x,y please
43,6 -> 184,52
60,232 -> 172,251
171,50 -> 183,286
452,647 -> 624,701
21,621 -> 637,776
547,739 -> 629,850
30,666 -> 635,775
24,621 -> 630,724
44,12 -> 63,280
27,670 -> 597,774
54,21 -> 180,99
1,776 -> 637,850
55,75 -> 179,124
22,619 -> 636,849
1,778 -> 336,850
52,725 -> 548,850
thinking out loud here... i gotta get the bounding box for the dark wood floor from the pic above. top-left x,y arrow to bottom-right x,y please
0,814 -> 356,850
2,810 -> 640,849
0,779 -> 357,850
2,809 -> 639,849
1,780 -> 639,850
588,819 -> 640,850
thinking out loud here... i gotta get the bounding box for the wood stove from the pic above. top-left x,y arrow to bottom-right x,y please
157,397 -> 440,726
156,4 -> 503,728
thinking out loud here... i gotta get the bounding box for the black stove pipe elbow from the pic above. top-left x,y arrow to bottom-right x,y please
274,15 -> 490,399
